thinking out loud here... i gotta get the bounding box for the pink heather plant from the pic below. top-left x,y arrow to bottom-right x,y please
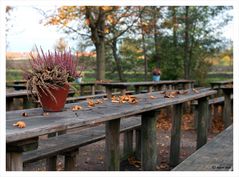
24,46 -> 82,101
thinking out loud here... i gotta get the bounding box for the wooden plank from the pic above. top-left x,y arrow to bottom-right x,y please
6,152 -> 23,171
141,111 -> 157,171
105,118 -> 120,171
223,89 -> 232,128
123,130 -> 134,158
106,87 -> 112,99
64,150 -> 78,171
197,97 -> 209,149
45,156 -> 57,171
135,128 -> 141,160
173,125 -> 233,171
22,117 -> 141,163
170,103 -> 183,167
91,85 -> 96,95
7,89 -> 217,143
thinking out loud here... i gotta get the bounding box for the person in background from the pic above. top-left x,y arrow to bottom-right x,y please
152,67 -> 161,82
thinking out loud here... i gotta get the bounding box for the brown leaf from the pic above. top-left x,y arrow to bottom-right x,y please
87,99 -> 95,107
13,121 -> 26,128
149,95 -> 157,99
72,105 -> 82,111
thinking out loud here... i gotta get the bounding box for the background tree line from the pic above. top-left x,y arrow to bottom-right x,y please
31,6 -> 234,84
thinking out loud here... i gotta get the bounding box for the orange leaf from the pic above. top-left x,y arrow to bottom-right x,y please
13,121 -> 26,128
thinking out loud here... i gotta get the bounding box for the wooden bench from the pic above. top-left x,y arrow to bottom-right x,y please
21,116 -> 141,170
192,95 -> 233,129
172,125 -> 233,171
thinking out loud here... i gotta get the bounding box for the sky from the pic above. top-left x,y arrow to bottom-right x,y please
6,6 -> 73,52
6,5 -> 234,52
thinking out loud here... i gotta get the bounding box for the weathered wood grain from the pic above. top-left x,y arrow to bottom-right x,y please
7,89 -> 216,143
45,156 -> 57,171
105,118 -> 120,171
123,130 -> 134,158
170,103 -> 183,167
6,152 -> 23,171
173,125 -> 233,171
197,97 -> 209,149
22,117 -> 141,163
222,88 -> 233,128
141,111 -> 157,171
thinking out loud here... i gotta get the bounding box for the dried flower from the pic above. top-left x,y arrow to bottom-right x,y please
24,46 -> 83,102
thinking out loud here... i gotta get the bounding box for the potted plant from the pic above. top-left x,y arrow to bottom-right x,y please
24,47 -> 81,112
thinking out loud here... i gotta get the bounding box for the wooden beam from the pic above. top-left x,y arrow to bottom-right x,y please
123,130 -> 134,158
105,118 -> 120,170
135,128 -> 141,160
223,89 -> 232,128
46,156 -> 57,171
141,111 -> 157,170
170,103 -> 183,167
197,97 -> 209,149
6,152 -> 23,171
64,150 -> 78,171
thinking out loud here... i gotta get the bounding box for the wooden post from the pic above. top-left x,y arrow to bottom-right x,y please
46,156 -> 57,171
141,111 -> 157,171
208,105 -> 213,130
23,97 -> 32,109
148,86 -> 153,93
223,89 -> 232,128
106,87 -> 112,99
6,98 -> 14,111
123,130 -> 134,158
193,102 -> 199,129
135,128 -> 141,160
162,84 -> 167,91
170,103 -> 183,167
6,152 -> 23,171
197,97 -> 209,149
91,85 -> 96,95
135,86 -> 140,94
121,88 -> 127,95
64,150 -> 78,171
168,84 -> 173,90
80,85 -> 84,96
105,118 -> 120,171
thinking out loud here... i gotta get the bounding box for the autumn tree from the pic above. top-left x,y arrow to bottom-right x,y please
43,6 -> 141,81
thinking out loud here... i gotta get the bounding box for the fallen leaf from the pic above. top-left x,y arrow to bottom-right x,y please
87,99 -> 95,107
42,112 -> 49,116
72,105 -> 82,111
149,95 -> 157,99
13,121 -> 26,128
95,99 -> 103,104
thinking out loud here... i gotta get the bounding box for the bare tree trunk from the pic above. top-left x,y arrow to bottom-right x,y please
86,7 -> 106,81
112,40 -> 124,81
153,7 -> 160,68
142,32 -> 148,81
95,41 -> 105,81
184,6 -> 190,79
139,8 -> 148,81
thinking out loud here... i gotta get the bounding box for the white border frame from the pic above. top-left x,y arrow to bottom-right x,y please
0,1 -> 238,177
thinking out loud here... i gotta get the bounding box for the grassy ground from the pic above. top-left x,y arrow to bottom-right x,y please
6,69 -> 232,86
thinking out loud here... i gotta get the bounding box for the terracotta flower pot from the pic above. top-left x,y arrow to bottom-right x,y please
38,84 -> 69,112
